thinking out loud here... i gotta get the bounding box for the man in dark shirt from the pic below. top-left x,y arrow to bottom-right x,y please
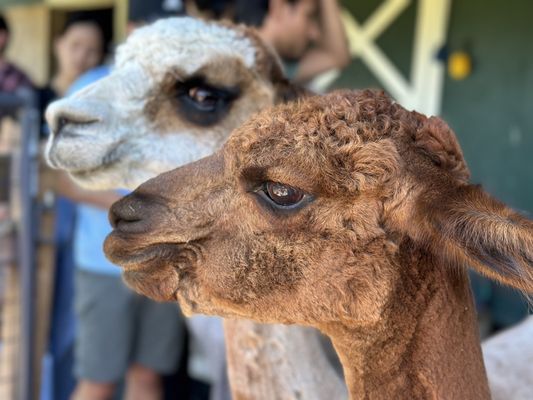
234,0 -> 350,83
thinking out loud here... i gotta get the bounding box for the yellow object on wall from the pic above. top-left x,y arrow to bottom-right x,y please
448,51 -> 472,80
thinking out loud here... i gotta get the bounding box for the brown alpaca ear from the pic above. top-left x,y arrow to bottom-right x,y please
420,184 -> 533,294
413,114 -> 470,184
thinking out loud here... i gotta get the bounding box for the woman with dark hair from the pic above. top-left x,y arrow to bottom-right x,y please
39,15 -> 107,400
55,7 -> 186,400
38,14 -> 105,127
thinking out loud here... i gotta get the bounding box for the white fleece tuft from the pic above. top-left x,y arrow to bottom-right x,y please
116,17 -> 256,78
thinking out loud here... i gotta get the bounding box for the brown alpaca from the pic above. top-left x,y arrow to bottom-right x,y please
104,89 -> 533,399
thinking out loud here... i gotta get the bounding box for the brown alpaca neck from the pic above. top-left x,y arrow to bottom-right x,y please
322,242 -> 490,400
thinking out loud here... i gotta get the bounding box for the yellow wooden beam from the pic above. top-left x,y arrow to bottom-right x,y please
113,0 -> 127,44
44,0 -> 114,9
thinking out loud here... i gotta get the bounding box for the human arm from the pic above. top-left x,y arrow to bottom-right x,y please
294,0 -> 350,83
54,170 -> 121,210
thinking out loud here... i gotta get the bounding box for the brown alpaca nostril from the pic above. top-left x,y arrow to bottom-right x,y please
109,195 -> 145,233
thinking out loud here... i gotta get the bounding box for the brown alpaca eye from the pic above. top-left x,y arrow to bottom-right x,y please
265,182 -> 304,207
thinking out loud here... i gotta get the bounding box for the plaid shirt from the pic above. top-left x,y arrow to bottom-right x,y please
0,62 -> 33,93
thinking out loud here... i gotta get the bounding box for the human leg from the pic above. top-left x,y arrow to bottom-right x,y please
70,380 -> 115,400
72,270 -> 136,399
125,296 -> 186,399
124,363 -> 163,400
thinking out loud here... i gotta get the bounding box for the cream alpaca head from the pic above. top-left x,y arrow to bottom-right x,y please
45,17 -> 298,190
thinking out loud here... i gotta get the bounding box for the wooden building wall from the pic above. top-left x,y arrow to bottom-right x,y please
336,0 -> 532,215
2,0 -> 126,86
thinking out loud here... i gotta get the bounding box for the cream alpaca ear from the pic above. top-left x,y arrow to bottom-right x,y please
244,27 -> 312,104
262,49 -> 312,103
274,80 -> 312,103
419,184 -> 533,295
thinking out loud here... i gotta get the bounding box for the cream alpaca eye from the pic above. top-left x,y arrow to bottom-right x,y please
175,78 -> 240,126
265,182 -> 304,207
188,87 -> 217,108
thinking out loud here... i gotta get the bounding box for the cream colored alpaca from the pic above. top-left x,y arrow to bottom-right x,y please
45,17 -> 344,399
483,316 -> 533,400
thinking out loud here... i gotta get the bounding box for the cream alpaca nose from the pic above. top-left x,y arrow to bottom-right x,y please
45,99 -> 102,137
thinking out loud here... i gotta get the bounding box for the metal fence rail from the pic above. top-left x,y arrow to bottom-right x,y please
0,91 -> 40,400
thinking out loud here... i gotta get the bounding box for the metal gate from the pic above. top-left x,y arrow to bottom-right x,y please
0,91 -> 49,400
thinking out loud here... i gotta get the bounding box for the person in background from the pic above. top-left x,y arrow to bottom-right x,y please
126,0 -> 186,32
233,0 -> 350,83
182,2 -> 348,398
0,13 -> 33,93
38,14 -> 105,127
184,2 -> 348,397
187,0 -> 234,20
38,14 -> 109,400
62,2 -> 187,400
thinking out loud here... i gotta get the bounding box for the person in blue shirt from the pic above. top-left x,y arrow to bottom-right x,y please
59,3 -> 187,400
69,176 -> 184,400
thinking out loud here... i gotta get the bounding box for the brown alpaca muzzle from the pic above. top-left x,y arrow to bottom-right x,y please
108,193 -> 153,235
105,154 -> 224,303
105,192 -> 174,268
104,192 -> 197,302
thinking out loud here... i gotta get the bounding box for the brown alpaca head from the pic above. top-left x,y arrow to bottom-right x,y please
104,90 -> 533,328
